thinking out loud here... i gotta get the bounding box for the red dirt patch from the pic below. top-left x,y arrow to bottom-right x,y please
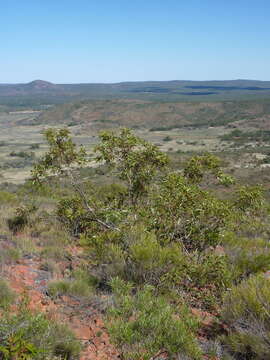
3,249 -> 119,360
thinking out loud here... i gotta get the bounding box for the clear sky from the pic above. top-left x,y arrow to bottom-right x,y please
0,0 -> 269,83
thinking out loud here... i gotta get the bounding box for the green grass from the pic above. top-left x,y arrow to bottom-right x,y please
0,278 -> 15,308
47,279 -> 93,299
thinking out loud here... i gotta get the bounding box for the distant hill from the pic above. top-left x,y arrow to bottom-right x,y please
24,80 -> 59,90
1,79 -> 270,109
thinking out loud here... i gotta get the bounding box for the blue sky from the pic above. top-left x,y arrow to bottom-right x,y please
0,0 -> 269,83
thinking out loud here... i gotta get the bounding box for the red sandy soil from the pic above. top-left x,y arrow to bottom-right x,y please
2,240 -> 120,360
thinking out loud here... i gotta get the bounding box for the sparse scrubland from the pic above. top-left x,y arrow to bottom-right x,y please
0,124 -> 269,359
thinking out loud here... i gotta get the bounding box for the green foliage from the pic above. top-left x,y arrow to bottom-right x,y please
162,135 -> 173,142
184,153 -> 235,186
107,278 -> 202,360
0,333 -> 38,360
221,129 -> 270,143
223,232 -> 270,278
56,197 -> 88,236
0,301 -> 81,359
0,190 -> 17,204
0,279 -> 15,309
149,172 -> 231,250
0,247 -> 21,266
30,143 -> 40,150
184,153 -> 221,183
220,129 -> 243,141
221,275 -> 270,359
184,252 -> 232,308
31,128 -> 86,184
95,183 -> 128,208
7,204 -> 37,234
40,246 -> 68,261
25,127 -> 270,358
84,224 -> 232,309
47,279 -> 93,299
56,188 -> 126,236
234,185 -> 264,212
95,128 -> 168,201
128,230 -> 185,286
9,151 -> 35,159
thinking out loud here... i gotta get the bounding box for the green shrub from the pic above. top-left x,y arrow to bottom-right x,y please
39,260 -> 60,276
0,301 -> 81,359
84,225 -> 232,308
187,252 -> 232,308
107,277 -> 202,360
9,151 -> 35,159
223,232 -> 270,278
47,279 -> 93,299
234,185 -> 264,212
149,172 -> 231,250
0,279 -> 15,308
162,135 -> 173,142
40,246 -> 68,261
221,275 -> 270,359
0,334 -> 38,359
0,247 -> 21,266
85,234 -> 126,283
84,225 -> 185,287
220,129 -> 270,143
30,143 -> 40,150
7,204 -> 37,234
39,226 -> 71,248
128,230 -> 185,286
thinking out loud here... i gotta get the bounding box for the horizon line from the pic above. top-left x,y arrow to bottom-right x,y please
1,78 -> 269,85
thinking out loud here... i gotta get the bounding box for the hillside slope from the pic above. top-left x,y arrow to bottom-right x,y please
32,98 -> 270,132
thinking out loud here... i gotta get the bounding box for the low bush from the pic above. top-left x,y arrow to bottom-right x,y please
84,225 -> 232,309
221,275 -> 270,359
162,135 -> 173,142
39,260 -> 61,276
0,302 -> 81,359
0,247 -> 21,267
128,230 -> 185,286
30,143 -> 40,150
7,204 -> 37,234
40,246 -> 69,261
0,279 -> 15,308
180,252 -> 232,309
47,279 -> 93,299
107,277 -> 202,360
223,232 -> 270,278
9,151 -> 35,159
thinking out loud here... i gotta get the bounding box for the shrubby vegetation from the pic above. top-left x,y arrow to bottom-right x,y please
220,129 -> 270,144
107,277 -> 202,360
222,275 -> 270,359
1,126 -> 269,359
9,151 -> 35,159
0,286 -> 80,360
48,278 -> 93,299
0,278 -> 15,309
